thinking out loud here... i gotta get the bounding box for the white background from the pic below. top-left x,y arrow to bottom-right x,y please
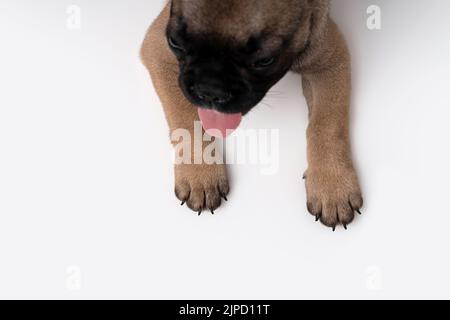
0,0 -> 449,299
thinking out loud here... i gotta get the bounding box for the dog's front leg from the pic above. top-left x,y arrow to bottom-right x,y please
300,20 -> 363,229
141,7 -> 229,214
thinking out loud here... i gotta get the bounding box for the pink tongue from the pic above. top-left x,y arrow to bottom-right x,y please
198,109 -> 242,138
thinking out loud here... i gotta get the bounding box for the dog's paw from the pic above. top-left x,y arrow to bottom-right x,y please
174,164 -> 229,215
304,165 -> 363,230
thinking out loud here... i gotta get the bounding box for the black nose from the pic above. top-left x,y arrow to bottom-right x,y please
193,83 -> 232,106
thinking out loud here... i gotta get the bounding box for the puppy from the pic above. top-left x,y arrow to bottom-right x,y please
141,0 -> 363,230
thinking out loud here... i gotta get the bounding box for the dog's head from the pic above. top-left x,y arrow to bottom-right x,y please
166,0 -> 328,134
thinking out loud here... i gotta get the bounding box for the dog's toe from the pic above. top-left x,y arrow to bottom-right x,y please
305,166 -> 363,230
175,164 -> 229,215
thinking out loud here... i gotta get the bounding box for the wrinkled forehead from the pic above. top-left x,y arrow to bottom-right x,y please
170,0 -> 304,42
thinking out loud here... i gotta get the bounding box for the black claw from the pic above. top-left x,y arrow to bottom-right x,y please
222,195 -> 228,202
315,215 -> 320,222
181,201 -> 185,206
210,210 -> 215,215
343,224 -> 348,230
332,226 -> 336,232
302,174 -> 306,180
198,211 -> 202,216
356,209 -> 362,215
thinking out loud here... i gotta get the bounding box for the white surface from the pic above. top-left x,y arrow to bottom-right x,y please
0,0 -> 449,299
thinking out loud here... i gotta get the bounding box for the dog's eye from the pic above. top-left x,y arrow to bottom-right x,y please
168,36 -> 185,52
254,57 -> 276,69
